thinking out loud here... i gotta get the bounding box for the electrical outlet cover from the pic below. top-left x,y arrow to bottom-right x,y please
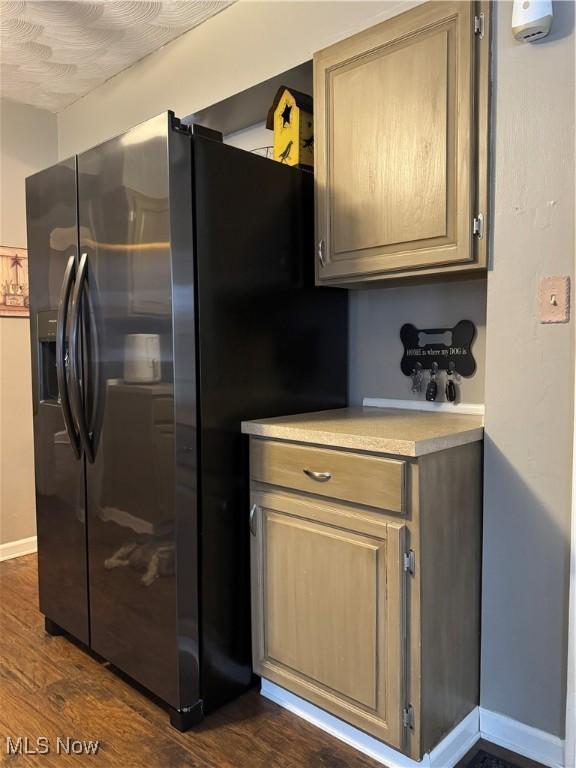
539,276 -> 571,323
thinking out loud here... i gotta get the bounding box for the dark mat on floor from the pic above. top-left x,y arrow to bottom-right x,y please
467,750 -> 522,768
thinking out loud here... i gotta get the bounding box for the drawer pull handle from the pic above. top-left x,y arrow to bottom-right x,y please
303,469 -> 332,482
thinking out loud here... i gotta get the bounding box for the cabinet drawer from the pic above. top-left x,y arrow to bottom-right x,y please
250,439 -> 405,513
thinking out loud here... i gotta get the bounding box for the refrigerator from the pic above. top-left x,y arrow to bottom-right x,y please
26,112 -> 347,729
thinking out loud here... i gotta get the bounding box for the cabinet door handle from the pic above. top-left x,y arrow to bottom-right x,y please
249,504 -> 258,536
318,239 -> 326,267
303,468 -> 332,482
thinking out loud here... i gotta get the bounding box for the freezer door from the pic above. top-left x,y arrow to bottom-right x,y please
26,157 -> 89,644
76,114 -> 198,709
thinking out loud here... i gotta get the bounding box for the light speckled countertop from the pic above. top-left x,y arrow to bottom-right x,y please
241,407 -> 484,457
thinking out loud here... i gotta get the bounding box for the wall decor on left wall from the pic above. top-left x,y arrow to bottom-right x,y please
0,246 -> 29,317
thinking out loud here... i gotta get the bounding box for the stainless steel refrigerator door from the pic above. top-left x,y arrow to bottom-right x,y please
76,113 -> 197,708
26,157 -> 90,644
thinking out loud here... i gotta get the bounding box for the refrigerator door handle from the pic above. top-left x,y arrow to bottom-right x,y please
69,252 -> 95,463
84,279 -> 101,446
56,254 -> 82,459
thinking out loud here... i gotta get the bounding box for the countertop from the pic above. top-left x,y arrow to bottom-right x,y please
241,407 -> 484,457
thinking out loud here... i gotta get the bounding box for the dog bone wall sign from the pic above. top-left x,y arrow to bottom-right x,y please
400,320 -> 477,377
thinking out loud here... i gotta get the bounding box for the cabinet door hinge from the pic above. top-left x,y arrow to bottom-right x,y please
402,704 -> 415,730
474,13 -> 484,38
403,550 -> 415,575
473,214 -> 484,239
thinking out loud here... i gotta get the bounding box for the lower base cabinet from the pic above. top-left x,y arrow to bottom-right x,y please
247,430 -> 482,760
251,491 -> 407,749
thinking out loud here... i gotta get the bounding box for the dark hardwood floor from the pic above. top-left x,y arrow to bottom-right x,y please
0,555 -> 541,768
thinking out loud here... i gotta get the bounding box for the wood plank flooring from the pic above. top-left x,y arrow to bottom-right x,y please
0,555 -> 542,768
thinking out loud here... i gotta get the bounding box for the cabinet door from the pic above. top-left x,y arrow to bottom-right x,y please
250,490 -> 406,750
315,1 -> 487,284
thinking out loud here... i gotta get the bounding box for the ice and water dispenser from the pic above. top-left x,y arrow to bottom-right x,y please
37,310 -> 60,403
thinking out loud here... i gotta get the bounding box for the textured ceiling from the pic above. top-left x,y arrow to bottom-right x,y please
0,1 -> 235,112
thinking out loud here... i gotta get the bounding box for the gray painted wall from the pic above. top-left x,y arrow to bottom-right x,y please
348,279 -> 487,405
481,1 -> 574,738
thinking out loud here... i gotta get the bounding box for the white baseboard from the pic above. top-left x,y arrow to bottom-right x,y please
0,535 -> 37,562
261,679 -> 479,768
362,396 -> 485,417
430,708 -> 480,768
480,708 -> 565,768
261,681 -> 566,768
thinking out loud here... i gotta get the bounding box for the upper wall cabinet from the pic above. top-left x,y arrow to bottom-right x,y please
314,1 -> 490,286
